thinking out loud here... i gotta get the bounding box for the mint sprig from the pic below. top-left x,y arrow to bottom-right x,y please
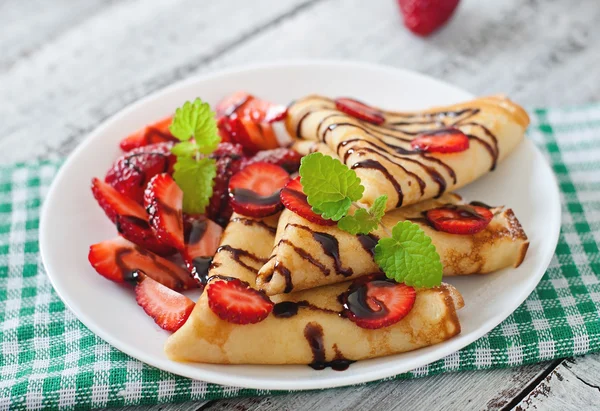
169,98 -> 220,214
337,195 -> 387,235
298,152 -> 442,288
299,153 -> 364,221
374,221 -> 443,288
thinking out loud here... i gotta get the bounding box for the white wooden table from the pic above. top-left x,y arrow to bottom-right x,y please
3,0 -> 600,409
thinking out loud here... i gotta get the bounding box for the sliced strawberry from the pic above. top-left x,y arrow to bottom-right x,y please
105,142 -> 177,204
115,216 -> 176,256
144,174 -> 185,251
91,178 -> 174,255
341,274 -> 416,329
88,236 -> 196,290
134,272 -> 194,332
244,148 -> 302,174
397,0 -> 460,37
207,278 -> 273,324
280,177 -> 336,226
206,143 -> 247,226
120,116 -> 177,152
425,204 -> 493,234
335,98 -> 385,125
182,215 -> 224,285
91,178 -> 147,223
228,162 -> 289,218
216,92 -> 287,155
411,128 -> 469,153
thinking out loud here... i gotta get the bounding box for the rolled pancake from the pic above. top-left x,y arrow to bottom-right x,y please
256,193 -> 529,295
287,95 -> 529,210
165,213 -> 464,365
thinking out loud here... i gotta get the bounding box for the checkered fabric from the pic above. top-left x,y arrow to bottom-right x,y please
1,105 -> 600,410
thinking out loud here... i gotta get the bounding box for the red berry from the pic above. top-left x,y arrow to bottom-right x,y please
105,142 -> 176,204
144,174 -> 185,251
335,98 -> 385,125
425,204 -> 493,234
134,272 -> 194,332
397,0 -> 460,37
411,128 -> 469,153
342,274 -> 416,329
206,143 -> 247,226
228,162 -> 289,218
182,215 -> 224,285
207,278 -> 273,324
91,178 -> 174,255
280,177 -> 336,226
88,236 -> 196,290
244,148 -> 302,174
119,116 -> 177,151
215,92 -> 287,155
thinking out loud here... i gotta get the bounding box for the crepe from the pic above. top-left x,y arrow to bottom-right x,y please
165,213 -> 464,365
287,95 -> 530,210
256,193 -> 528,295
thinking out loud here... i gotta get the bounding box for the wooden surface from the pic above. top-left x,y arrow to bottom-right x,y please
3,0 -> 600,410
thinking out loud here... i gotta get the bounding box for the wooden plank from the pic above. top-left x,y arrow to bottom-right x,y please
0,0 -> 320,163
510,355 -> 600,410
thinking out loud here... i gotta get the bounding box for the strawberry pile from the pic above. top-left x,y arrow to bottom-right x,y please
88,92 -> 298,332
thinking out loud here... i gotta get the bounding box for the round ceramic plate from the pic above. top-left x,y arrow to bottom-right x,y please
40,61 -> 561,390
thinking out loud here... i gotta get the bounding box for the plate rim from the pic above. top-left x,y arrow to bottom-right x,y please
39,60 -> 562,390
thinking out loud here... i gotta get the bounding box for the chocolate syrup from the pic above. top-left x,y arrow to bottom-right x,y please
341,275 -> 394,321
279,239 -> 330,276
273,300 -> 341,318
230,216 -> 277,234
184,219 -> 207,245
215,245 -> 267,274
273,261 -> 294,293
352,160 -> 404,207
230,188 -> 281,206
311,231 -> 353,277
115,215 -> 151,233
357,233 -> 379,256
303,322 -> 354,371
190,256 -> 212,285
469,201 -> 493,209
114,247 -> 184,290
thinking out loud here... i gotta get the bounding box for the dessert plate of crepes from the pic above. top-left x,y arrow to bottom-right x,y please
40,61 -> 561,390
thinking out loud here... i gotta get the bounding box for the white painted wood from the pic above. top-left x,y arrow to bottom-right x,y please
3,0 -> 600,410
512,355 -> 600,411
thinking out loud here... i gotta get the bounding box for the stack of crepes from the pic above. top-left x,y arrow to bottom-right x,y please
165,94 -> 531,367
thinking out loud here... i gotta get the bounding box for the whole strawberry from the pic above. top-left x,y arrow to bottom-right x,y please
397,0 -> 460,36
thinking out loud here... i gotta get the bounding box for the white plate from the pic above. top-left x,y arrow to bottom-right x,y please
40,61 -> 561,390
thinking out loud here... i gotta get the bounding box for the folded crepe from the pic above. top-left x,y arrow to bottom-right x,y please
165,213 -> 464,365
256,193 -> 528,295
287,95 -> 530,210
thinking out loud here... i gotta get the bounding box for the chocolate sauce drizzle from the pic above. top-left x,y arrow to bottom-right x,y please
215,245 -> 267,274
357,233 -> 379,256
352,160 -> 405,207
230,188 -> 281,206
311,231 -> 353,277
230,217 -> 277,234
303,322 -> 354,371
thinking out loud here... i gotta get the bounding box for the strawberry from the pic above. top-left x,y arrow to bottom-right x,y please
335,98 -> 385,125
105,142 -> 176,204
228,162 -> 289,218
397,0 -> 460,37
144,174 -> 185,251
115,216 -> 176,256
216,92 -> 287,155
119,116 -> 177,151
91,178 -> 174,255
207,278 -> 273,324
182,215 -> 224,285
341,274 -> 416,329
425,204 -> 493,234
411,128 -> 469,153
206,143 -> 247,226
280,177 -> 336,226
134,272 -> 194,332
244,148 -> 302,174
88,236 -> 196,290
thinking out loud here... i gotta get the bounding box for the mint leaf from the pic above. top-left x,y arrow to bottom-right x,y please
172,157 -> 217,214
337,195 -> 388,235
299,152 -> 364,221
171,141 -> 198,158
169,98 -> 220,154
374,221 -> 442,288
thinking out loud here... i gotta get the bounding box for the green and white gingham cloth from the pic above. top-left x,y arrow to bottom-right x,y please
1,105 -> 600,410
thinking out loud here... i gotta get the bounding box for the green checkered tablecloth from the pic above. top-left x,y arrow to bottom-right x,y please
1,105 -> 600,410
